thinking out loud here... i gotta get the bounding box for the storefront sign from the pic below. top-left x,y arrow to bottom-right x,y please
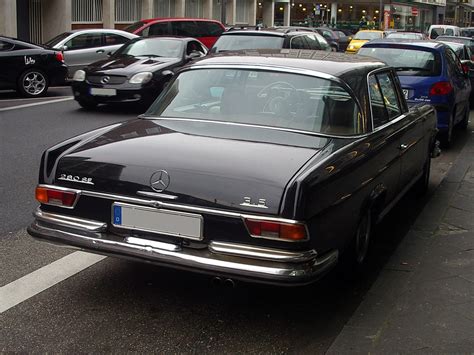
412,7 -> 419,16
384,10 -> 390,30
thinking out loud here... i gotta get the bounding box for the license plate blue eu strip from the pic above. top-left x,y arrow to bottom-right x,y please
113,205 -> 122,225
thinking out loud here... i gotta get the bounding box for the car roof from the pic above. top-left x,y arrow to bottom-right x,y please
362,39 -> 446,50
357,30 -> 385,33
141,18 -> 223,24
0,35 -> 47,49
69,28 -> 136,35
221,28 -> 313,37
193,50 -> 386,77
437,35 -> 474,41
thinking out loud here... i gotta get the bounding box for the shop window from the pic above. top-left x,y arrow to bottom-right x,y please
72,0 -> 103,23
115,0 -> 142,22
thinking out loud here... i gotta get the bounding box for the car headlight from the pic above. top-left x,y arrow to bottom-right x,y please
349,45 -> 354,50
129,72 -> 153,84
73,70 -> 86,82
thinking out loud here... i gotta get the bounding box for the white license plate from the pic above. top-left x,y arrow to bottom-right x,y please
402,89 -> 409,99
90,88 -> 116,96
112,203 -> 203,240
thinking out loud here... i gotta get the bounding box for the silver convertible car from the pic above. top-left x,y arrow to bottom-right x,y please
45,29 -> 138,78
28,50 -> 439,286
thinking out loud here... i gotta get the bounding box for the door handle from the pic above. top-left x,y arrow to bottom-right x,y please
96,49 -> 105,53
399,144 -> 408,150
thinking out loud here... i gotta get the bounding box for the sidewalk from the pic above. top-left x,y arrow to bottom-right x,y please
328,133 -> 474,353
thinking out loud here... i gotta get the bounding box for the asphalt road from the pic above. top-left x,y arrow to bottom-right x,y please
0,93 -> 471,352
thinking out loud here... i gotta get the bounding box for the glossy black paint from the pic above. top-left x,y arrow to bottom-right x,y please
0,36 -> 67,91
71,37 -> 206,108
32,51 -> 438,278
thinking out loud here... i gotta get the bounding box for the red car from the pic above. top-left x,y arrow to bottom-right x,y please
124,18 -> 225,49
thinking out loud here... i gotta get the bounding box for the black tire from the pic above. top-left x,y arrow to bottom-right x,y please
440,111 -> 454,148
77,98 -> 98,110
340,209 -> 373,269
458,105 -> 470,130
412,154 -> 431,197
17,69 -> 49,98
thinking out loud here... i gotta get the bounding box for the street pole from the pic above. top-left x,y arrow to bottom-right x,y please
221,0 -> 227,25
379,0 -> 383,29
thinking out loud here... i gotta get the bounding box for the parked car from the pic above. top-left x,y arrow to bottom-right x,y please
345,30 -> 385,54
435,35 -> 474,55
45,29 -> 138,79
315,27 -> 351,52
210,28 -> 330,53
358,40 -> 471,146
0,36 -> 67,97
461,27 -> 474,37
123,18 -> 225,49
435,40 -> 474,106
28,50 -> 439,286
385,31 -> 427,40
71,37 -> 207,110
428,25 -> 461,39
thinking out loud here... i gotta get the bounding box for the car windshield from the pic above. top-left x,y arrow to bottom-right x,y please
146,69 -> 362,136
353,32 -> 382,40
358,47 -> 442,76
44,32 -> 72,47
211,35 -> 284,53
386,33 -> 423,39
114,38 -> 184,58
123,21 -> 145,33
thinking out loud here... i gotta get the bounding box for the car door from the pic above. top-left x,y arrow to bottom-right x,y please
63,32 -> 104,77
0,39 -> 17,89
445,47 -> 470,124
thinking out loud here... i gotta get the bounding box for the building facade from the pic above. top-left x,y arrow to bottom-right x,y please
0,0 -> 460,45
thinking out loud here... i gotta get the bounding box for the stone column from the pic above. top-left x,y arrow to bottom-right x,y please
142,0 -> 153,19
226,0 -> 236,25
283,2 -> 291,26
103,0 -> 115,29
203,0 -> 213,19
248,0 -> 257,26
175,0 -> 186,17
0,0 -> 17,37
331,2 -> 337,26
42,0 -> 72,41
262,0 -> 274,27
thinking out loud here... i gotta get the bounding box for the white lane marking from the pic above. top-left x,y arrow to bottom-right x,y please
0,251 -> 106,314
0,97 -> 74,112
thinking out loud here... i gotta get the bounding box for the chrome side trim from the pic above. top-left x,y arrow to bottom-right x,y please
209,241 -> 317,262
33,208 -> 107,232
136,191 -> 178,200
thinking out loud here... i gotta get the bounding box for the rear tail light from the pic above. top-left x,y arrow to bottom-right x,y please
244,218 -> 308,241
429,81 -> 453,96
55,51 -> 64,62
35,186 -> 78,208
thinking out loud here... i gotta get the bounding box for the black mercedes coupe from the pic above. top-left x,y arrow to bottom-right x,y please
28,50 -> 439,286
71,36 -> 207,110
0,36 -> 67,97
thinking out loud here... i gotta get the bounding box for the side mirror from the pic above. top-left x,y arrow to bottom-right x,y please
107,51 -> 113,57
62,45 -> 68,51
162,70 -> 174,78
187,51 -> 202,60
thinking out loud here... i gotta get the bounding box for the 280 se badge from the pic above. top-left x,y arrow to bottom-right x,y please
28,50 -> 439,285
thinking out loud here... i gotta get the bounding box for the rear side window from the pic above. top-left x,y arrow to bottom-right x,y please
445,28 -> 454,36
147,22 -> 169,36
0,40 -> 14,51
445,47 -> 464,77
65,33 -> 103,50
104,34 -> 129,46
430,27 -> 443,39
358,47 -> 442,77
202,22 -> 224,37
171,21 -> 200,37
369,72 -> 402,128
290,36 -> 309,49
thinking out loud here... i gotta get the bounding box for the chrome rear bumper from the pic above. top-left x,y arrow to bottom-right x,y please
28,208 -> 338,286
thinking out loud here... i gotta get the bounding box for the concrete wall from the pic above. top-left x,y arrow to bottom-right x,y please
0,0 -> 17,37
42,0 -> 71,42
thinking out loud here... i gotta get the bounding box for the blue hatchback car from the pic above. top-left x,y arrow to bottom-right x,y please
359,40 -> 471,146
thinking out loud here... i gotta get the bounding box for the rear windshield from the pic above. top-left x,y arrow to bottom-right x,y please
211,35 -> 284,53
123,21 -> 146,33
430,28 -> 444,39
386,32 -> 423,40
44,32 -> 72,47
358,47 -> 442,76
147,69 -> 363,136
461,28 -> 474,37
353,32 -> 382,40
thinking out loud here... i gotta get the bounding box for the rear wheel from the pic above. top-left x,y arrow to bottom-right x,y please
458,105 -> 470,130
77,98 -> 98,110
17,69 -> 49,97
354,211 -> 372,264
440,111 -> 454,148
412,153 -> 431,196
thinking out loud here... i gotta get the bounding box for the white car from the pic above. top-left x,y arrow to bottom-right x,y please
44,29 -> 138,79
428,25 -> 461,40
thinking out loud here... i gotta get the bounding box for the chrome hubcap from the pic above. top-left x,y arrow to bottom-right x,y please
355,212 -> 371,264
23,72 -> 46,95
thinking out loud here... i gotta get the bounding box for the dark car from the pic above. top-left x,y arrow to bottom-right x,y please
461,27 -> 474,37
315,27 -> 351,52
435,35 -> 474,56
28,50 -> 439,286
71,37 -> 207,110
210,28 -> 330,53
0,36 -> 67,97
123,18 -> 225,49
359,40 -> 471,146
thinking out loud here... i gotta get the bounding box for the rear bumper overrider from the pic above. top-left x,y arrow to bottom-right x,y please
28,208 -> 338,286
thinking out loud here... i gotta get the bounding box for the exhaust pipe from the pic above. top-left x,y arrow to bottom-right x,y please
223,278 -> 235,288
211,276 -> 223,286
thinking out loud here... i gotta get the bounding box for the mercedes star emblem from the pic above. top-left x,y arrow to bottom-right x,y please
101,76 -> 110,84
150,170 -> 170,192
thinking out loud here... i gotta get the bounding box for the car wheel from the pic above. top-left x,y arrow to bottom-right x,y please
330,45 -> 337,52
412,153 -> 431,197
77,98 -> 98,110
17,69 -> 49,98
458,105 -> 470,130
440,111 -> 454,148
353,210 -> 372,264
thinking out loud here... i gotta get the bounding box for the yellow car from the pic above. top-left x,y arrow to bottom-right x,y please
345,30 -> 385,54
